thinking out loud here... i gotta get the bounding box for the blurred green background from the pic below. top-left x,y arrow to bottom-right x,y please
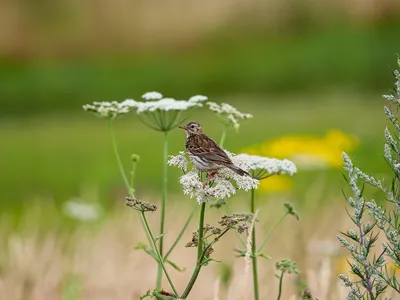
2,2 -> 400,299
1,0 -> 400,211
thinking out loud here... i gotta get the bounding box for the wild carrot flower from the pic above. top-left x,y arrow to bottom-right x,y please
233,153 -> 297,180
207,102 -> 252,132
122,92 -> 208,132
83,101 -> 130,120
170,151 -> 259,204
168,152 -> 189,173
141,91 -> 163,101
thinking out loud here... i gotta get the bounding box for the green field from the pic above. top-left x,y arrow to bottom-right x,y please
1,93 -> 391,212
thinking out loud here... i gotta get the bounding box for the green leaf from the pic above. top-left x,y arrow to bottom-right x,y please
140,290 -> 152,300
154,233 -> 166,242
257,253 -> 272,260
135,242 -> 158,261
202,257 -> 221,265
234,248 -> 247,257
165,259 -> 186,272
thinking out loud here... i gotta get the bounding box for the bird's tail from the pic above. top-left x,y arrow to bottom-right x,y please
228,165 -> 251,177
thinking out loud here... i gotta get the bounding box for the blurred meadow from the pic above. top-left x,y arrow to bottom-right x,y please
1,0 -> 400,299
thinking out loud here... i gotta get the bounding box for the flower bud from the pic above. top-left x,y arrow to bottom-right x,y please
131,154 -> 140,162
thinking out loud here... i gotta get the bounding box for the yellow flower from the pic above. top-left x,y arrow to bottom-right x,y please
259,175 -> 293,192
244,130 -> 358,170
242,130 -> 358,192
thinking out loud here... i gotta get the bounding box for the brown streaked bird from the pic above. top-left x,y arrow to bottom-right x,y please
179,121 -> 250,186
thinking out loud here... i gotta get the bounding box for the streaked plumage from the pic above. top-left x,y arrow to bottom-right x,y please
179,121 -> 250,178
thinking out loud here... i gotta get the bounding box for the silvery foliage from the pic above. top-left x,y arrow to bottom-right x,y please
338,57 -> 400,299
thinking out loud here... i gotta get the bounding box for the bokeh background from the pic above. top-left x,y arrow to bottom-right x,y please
1,1 -> 400,299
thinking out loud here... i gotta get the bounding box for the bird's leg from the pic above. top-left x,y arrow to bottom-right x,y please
203,171 -> 218,188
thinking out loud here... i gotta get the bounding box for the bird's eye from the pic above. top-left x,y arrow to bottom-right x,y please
190,125 -> 195,128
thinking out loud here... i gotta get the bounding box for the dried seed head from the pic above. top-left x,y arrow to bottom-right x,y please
212,228 -> 222,235
219,213 -> 253,235
237,223 -> 249,234
219,213 -> 254,227
125,197 -> 157,212
205,246 -> 214,258
186,231 -> 199,248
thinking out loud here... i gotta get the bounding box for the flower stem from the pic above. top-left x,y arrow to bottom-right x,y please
164,203 -> 197,260
141,212 -> 178,296
108,122 -> 154,258
250,188 -> 259,300
257,212 -> 289,253
181,202 -> 206,299
130,160 -> 137,195
219,124 -> 228,147
108,120 -> 131,195
156,131 -> 169,289
276,271 -> 284,300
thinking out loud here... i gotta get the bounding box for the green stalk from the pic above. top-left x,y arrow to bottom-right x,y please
250,188 -> 259,300
276,271 -> 284,300
108,120 -> 131,195
164,203 -> 197,260
219,124 -> 228,147
130,159 -> 137,195
141,212 -> 178,296
181,202 -> 206,299
156,131 -> 169,288
257,212 -> 289,253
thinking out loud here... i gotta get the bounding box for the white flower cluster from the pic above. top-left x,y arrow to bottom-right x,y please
179,171 -> 239,204
120,92 -> 208,114
234,153 -> 297,176
142,91 -> 163,101
83,101 -> 129,119
207,102 -> 253,126
189,95 -> 208,103
83,92 -> 208,121
63,199 -> 102,221
168,152 -> 189,172
170,150 -> 259,204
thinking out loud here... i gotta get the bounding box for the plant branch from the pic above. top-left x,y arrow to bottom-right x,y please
157,131 -> 169,288
219,124 -> 228,147
250,188 -> 260,300
108,120 -> 132,195
141,212 -> 178,296
181,202 -> 206,299
276,271 -> 284,300
164,203 -> 198,260
257,212 -> 289,253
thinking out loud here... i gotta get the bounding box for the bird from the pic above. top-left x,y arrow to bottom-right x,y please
179,121 -> 250,186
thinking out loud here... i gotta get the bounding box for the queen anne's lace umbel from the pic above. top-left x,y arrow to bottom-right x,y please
121,93 -> 208,114
207,102 -> 253,125
170,150 -> 296,204
82,101 -> 130,119
235,154 -> 297,176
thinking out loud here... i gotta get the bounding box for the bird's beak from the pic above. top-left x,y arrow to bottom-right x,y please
179,125 -> 186,130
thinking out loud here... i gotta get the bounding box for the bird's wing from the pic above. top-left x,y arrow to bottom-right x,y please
187,134 -> 232,165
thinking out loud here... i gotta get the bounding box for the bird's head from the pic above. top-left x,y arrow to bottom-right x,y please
179,121 -> 203,135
